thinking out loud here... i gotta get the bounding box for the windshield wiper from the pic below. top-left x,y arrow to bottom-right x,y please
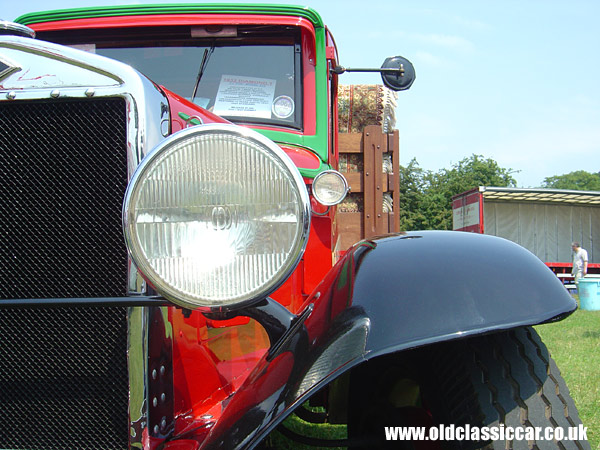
191,43 -> 215,103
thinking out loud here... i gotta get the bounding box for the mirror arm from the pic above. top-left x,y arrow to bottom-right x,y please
332,56 -> 415,92
331,65 -> 406,76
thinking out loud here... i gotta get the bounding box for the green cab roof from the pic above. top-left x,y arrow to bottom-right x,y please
16,3 -> 324,28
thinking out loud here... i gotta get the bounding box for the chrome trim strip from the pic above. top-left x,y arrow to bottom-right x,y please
128,306 -> 149,449
0,35 -> 169,449
0,21 -> 35,38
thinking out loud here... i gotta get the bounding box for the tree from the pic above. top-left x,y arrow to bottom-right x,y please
398,158 -> 427,230
399,154 -> 516,231
425,154 -> 516,230
541,170 -> 600,191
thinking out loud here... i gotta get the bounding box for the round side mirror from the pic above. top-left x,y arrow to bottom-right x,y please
381,56 -> 415,91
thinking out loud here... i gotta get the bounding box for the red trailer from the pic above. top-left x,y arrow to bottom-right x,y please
453,186 -> 600,284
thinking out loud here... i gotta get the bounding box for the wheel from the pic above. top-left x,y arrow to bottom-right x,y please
349,327 -> 590,450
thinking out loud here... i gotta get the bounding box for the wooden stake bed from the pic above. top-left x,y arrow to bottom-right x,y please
336,125 -> 401,252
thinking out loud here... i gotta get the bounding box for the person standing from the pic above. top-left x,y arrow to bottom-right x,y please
571,242 -> 588,286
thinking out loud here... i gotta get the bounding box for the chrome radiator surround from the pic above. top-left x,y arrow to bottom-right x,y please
0,35 -> 171,450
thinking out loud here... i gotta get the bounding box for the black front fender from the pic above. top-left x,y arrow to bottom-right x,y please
347,230 -> 576,358
198,230 -> 576,449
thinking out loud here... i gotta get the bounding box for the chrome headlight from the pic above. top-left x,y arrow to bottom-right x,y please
123,124 -> 310,310
312,170 -> 349,206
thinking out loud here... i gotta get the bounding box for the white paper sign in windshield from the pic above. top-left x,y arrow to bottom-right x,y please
214,75 -> 276,118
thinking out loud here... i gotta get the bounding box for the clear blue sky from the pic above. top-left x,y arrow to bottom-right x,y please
5,0 -> 600,187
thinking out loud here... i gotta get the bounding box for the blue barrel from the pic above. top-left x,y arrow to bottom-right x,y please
578,278 -> 600,310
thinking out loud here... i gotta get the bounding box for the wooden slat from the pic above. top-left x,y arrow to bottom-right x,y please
390,129 -> 400,232
363,127 -> 376,238
337,211 -> 362,251
337,212 -> 392,250
337,211 -> 362,233
375,131 -> 386,235
387,173 -> 396,190
363,125 -> 387,236
338,133 -> 363,153
342,172 -> 363,193
388,212 -> 396,232
341,172 -> 389,193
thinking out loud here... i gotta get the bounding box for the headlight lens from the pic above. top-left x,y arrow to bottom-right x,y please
123,124 -> 310,310
312,170 -> 349,206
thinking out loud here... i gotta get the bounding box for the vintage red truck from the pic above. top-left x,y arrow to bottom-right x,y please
0,4 -> 589,450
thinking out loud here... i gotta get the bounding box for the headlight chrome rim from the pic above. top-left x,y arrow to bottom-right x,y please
123,123 -> 311,312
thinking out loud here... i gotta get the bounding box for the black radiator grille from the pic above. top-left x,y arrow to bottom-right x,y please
0,98 -> 129,299
0,98 -> 131,449
0,307 -> 129,450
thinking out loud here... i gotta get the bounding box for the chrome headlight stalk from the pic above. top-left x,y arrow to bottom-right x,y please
123,124 -> 311,312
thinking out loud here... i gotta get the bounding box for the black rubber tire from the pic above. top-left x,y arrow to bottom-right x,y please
349,327 -> 590,450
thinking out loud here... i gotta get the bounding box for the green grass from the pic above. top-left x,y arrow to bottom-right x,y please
264,412 -> 347,450
535,300 -> 600,450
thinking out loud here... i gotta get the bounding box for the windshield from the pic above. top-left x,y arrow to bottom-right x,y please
40,24 -> 303,128
97,43 -> 299,126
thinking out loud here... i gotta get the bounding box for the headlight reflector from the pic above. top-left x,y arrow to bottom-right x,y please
123,124 -> 310,310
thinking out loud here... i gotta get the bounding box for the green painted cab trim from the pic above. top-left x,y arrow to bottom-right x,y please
16,3 -> 324,28
299,164 -> 330,179
256,129 -> 330,178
